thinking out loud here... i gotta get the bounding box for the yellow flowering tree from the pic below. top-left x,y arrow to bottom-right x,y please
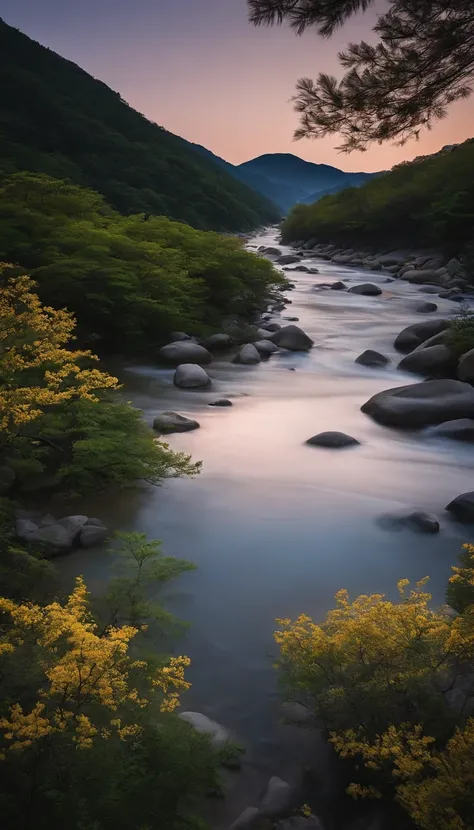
0,267 -> 118,436
0,576 -> 190,755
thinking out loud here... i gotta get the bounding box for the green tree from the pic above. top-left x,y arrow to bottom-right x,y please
248,0 -> 474,152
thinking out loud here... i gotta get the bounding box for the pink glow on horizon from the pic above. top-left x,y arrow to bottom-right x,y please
2,0 -> 473,173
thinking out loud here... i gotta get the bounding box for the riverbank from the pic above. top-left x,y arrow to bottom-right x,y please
39,226 -> 473,829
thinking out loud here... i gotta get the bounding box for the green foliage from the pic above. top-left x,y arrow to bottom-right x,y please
106,531 -> 196,629
0,498 -> 57,603
281,140 -> 474,258
0,19 -> 279,231
446,544 -> 474,615
0,172 -> 284,351
446,306 -> 474,358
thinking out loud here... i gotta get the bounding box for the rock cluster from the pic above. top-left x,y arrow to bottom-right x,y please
16,511 -> 109,554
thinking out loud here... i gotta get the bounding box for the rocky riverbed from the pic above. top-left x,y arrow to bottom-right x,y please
41,227 -> 474,829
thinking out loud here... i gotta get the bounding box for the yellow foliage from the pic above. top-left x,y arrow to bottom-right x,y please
0,269 -> 118,432
0,577 -> 191,753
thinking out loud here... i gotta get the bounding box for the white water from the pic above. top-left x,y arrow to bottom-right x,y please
57,229 -> 474,827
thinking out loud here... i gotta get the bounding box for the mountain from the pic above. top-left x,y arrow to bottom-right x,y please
237,153 -> 378,213
0,20 -> 280,232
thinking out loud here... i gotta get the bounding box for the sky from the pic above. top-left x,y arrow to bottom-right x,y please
2,0 -> 473,173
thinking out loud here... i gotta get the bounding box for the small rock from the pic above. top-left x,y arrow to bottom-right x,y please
277,255 -> 300,265
233,344 -> 261,365
355,350 -> 389,368
201,333 -> 232,351
174,364 -> 211,388
179,711 -> 230,747
153,412 -> 200,433
306,432 -> 360,448
159,341 -> 213,366
283,317 -> 299,322
262,247 -> 282,257
330,281 -> 347,290
416,302 -> 437,313
228,807 -> 262,830
79,525 -> 109,548
426,419 -> 474,441
209,399 -> 233,407
16,518 -> 39,540
260,776 -> 294,818
419,285 -> 442,294
270,325 -> 313,351
292,265 -> 309,272
348,283 -> 382,296
446,491 -> 474,523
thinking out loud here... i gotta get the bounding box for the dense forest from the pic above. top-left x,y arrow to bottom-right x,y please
0,20 -> 280,232
281,140 -> 474,258
0,172 -> 283,352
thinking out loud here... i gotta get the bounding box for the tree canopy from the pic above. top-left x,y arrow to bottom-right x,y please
248,0 -> 474,152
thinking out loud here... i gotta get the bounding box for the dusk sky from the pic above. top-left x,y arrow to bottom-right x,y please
2,0 -> 473,172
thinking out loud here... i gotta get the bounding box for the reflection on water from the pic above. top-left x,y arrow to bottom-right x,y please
56,230 -> 474,827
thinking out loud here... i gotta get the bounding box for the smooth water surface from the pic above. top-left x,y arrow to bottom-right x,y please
57,230 -> 474,826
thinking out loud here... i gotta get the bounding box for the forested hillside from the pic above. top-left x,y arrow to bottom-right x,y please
281,140 -> 474,257
0,20 -> 279,231
0,172 -> 283,352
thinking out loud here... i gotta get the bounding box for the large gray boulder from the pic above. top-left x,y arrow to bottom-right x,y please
56,515 -> 89,534
348,283 -> 382,296
79,525 -> 109,548
16,518 -> 39,541
233,344 -> 261,365
174,364 -> 211,388
253,339 -> 279,357
201,333 -> 232,351
28,523 -> 78,552
394,319 -> 449,353
401,269 -> 439,284
153,412 -> 200,433
159,341 -> 212,366
361,379 -> 474,428
397,345 -> 457,379
179,711 -> 230,747
276,255 -> 300,265
446,491 -> 474,523
306,431 -> 360,448
270,325 -> 313,351
379,510 -> 440,534
355,350 -> 389,368
260,777 -> 294,818
262,323 -> 282,332
426,419 -> 474,441
458,348 -> 474,383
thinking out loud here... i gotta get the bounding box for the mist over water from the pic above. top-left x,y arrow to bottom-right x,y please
57,229 -> 474,826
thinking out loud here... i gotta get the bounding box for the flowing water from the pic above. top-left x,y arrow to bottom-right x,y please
57,229 -> 474,827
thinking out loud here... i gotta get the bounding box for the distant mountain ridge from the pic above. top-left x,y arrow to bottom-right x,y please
0,19 -> 279,232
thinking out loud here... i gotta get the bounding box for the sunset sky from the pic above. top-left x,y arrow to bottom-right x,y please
2,0 -> 473,173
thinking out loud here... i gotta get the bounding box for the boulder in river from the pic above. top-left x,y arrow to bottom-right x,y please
458,348 -> 474,383
361,379 -> 474,428
276,255 -> 300,265
416,302 -> 437,313
401,269 -> 439,284
153,412 -> 200,433
292,265 -> 309,272
394,319 -> 449,353
426,419 -> 474,441
79,525 -> 109,548
306,431 -> 360,448
159,341 -> 212,366
209,399 -> 233,407
446,491 -> 474,523
262,323 -> 282,332
201,333 -> 232,351
355,350 -> 389,368
330,281 -> 347,290
260,776 -> 294,818
397,345 -> 457,379
254,339 -> 279,357
379,510 -> 440,534
419,285 -> 442,294
174,364 -> 211,388
28,523 -> 81,552
233,344 -> 261,365
179,711 -> 230,747
270,325 -> 313,351
262,247 -> 282,257
170,331 -> 191,341
348,283 -> 382,296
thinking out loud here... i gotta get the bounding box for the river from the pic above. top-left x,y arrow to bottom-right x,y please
56,228 -> 474,828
